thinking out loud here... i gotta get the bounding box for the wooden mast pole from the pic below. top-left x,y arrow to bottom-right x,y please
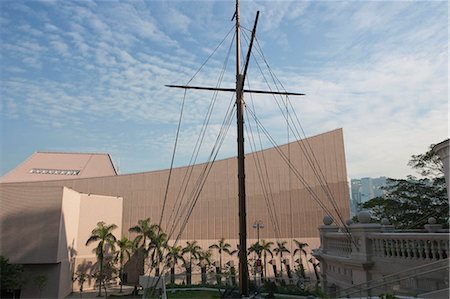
235,0 -> 249,296
167,3 -> 302,296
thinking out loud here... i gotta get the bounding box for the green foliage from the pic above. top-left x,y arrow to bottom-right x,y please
379,293 -> 399,299
182,240 -> 202,285
274,241 -> 290,258
308,257 -> 320,282
361,145 -> 448,229
34,274 -> 47,298
183,240 -> 202,266
260,239 -> 273,279
166,290 -> 220,298
208,238 -> 235,271
248,241 -> 263,259
197,249 -> 212,267
116,236 -> 133,292
264,282 -> 317,297
0,256 -> 24,294
85,221 -> 118,296
148,230 -> 168,275
293,240 -> 308,278
274,240 -> 290,275
166,245 -> 185,267
129,218 -> 159,256
361,176 -> 448,228
408,144 -> 444,178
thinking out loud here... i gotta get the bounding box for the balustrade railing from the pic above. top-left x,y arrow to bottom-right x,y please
316,213 -> 450,298
370,233 -> 449,261
324,233 -> 352,257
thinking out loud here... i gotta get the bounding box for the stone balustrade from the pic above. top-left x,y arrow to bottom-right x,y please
323,233 -> 352,257
313,213 -> 449,298
370,233 -> 449,261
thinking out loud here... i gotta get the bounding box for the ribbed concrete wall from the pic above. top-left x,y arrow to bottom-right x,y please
1,128 -> 349,243
0,185 -> 64,263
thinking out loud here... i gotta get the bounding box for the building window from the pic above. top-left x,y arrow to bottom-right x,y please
29,168 -> 80,176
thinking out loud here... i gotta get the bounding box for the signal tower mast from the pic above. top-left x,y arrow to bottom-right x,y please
167,0 -> 304,296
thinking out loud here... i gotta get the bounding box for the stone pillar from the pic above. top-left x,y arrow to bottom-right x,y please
317,215 -> 339,293
348,211 -> 381,288
319,215 -> 339,254
424,217 -> 443,233
381,218 -> 395,233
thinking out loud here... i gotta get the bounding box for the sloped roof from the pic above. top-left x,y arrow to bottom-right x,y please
0,152 -> 117,183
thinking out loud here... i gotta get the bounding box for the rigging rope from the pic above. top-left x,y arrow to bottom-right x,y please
145,27 -> 237,295
239,35 -> 283,241
165,31 -> 236,236
244,30 -> 351,232
158,89 -> 187,230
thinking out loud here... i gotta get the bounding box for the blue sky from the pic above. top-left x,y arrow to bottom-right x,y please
0,0 -> 447,179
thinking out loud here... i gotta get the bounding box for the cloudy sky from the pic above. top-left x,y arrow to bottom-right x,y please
0,0 -> 447,179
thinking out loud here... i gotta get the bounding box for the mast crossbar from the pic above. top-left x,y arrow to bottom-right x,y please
165,84 -> 305,96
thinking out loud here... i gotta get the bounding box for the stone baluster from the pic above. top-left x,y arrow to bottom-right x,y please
414,240 -> 421,259
436,240 -> 442,259
440,240 -> 446,259
419,240 -> 425,259
407,240 -> 412,258
392,240 -> 397,257
372,238 -> 378,257
408,240 -> 414,259
388,240 -> 393,257
424,241 -> 431,260
400,240 -> 406,258
430,240 -> 437,260
394,239 -> 400,257
383,239 -> 388,257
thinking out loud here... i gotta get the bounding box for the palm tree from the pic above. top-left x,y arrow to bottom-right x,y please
33,275 -> 47,299
165,245 -> 185,284
183,241 -> 201,285
293,240 -> 309,265
260,240 -> 273,279
308,258 -> 320,283
248,242 -> 263,259
273,241 -> 290,277
293,240 -> 309,279
198,249 -> 212,267
209,238 -> 234,271
148,230 -> 167,276
198,249 -> 212,284
85,221 -> 117,296
128,218 -> 158,273
129,218 -> 158,252
115,236 -> 133,293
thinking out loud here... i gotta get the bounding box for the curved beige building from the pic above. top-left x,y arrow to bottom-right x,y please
0,128 -> 350,298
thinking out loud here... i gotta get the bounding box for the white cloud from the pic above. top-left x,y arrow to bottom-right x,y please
50,40 -> 70,57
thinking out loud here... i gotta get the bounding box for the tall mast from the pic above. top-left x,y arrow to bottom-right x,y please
235,0 -> 249,296
166,2 -> 304,296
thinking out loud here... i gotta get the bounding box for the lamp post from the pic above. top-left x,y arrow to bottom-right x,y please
252,220 -> 264,244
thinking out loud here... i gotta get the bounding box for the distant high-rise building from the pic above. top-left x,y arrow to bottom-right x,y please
350,176 -> 387,215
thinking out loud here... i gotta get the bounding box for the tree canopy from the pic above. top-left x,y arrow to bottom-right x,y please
361,145 -> 448,229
